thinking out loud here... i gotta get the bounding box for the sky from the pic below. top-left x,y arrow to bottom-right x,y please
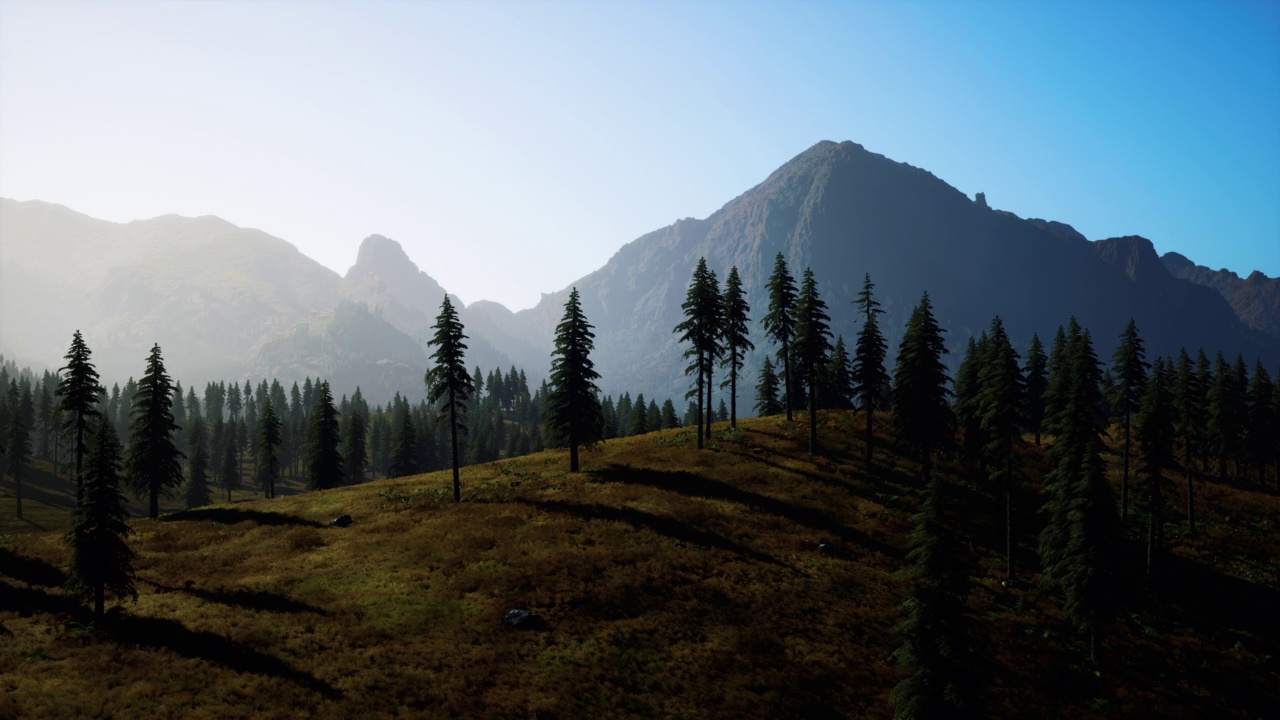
1,0 -> 1277,311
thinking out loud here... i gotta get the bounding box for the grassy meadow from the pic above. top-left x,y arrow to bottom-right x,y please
1,412 -> 1277,718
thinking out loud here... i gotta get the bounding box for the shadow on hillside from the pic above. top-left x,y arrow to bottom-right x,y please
143,579 -> 328,616
0,548 -> 67,588
592,464 -> 900,558
160,508 -> 325,528
515,498 -> 784,566
114,614 -> 342,699
0,578 -> 83,616
1161,552 -> 1280,650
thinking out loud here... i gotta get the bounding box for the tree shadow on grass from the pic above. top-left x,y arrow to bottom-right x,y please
0,548 -> 67,588
160,508 -> 325,528
142,578 -> 328,616
514,497 -> 784,566
591,463 -> 901,558
113,613 -> 343,699
0,578 -> 83,616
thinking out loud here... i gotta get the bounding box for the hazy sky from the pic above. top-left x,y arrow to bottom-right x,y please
2,0 -> 1277,311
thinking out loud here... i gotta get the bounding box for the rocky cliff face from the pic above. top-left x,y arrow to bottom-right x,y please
1161,252 -> 1280,339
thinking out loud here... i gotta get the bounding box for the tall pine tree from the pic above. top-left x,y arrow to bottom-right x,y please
891,293 -> 953,484
1109,318 -> 1149,524
125,344 -> 184,520
256,400 -> 282,499
763,253 -> 798,421
674,259 -> 721,449
547,288 -> 603,472
306,381 -> 344,491
852,273 -> 890,472
426,295 -> 474,501
976,317 -> 1024,580
57,330 -> 104,500
755,357 -> 783,417
66,418 -> 137,623
719,266 -> 754,428
794,268 -> 833,454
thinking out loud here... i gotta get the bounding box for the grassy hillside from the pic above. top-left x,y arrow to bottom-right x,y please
1,413 -> 1276,718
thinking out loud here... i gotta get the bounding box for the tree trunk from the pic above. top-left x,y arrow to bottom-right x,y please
808,371 -> 818,454
95,582 -> 105,624
450,394 -> 461,500
864,406 -> 874,472
730,365 -> 737,429
15,470 -> 22,519
782,343 -> 792,422
151,485 -> 160,519
1006,448 -> 1014,581
1121,414 -> 1130,524
695,348 -> 704,450
705,362 -> 713,441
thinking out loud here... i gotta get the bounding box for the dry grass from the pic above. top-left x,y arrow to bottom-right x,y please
1,413 -> 1276,718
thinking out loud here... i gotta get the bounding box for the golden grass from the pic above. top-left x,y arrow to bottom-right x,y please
1,413 -> 1276,718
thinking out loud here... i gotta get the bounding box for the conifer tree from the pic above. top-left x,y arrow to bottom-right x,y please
661,399 -> 680,429
1136,358 -> 1175,592
852,273 -> 890,471
630,393 -> 649,436
891,293 -> 953,483
1172,349 -> 1201,536
1109,318 -> 1149,524
1023,333 -> 1048,446
976,317 -> 1024,580
889,474 -> 983,719
256,400 -> 282,499
1246,362 -> 1275,486
7,384 -> 33,518
345,408 -> 368,485
674,259 -> 722,448
426,295 -> 473,501
185,417 -> 212,508
822,336 -> 854,410
306,381 -> 344,491
794,268 -> 833,454
719,266 -> 754,428
57,330 -> 104,499
1042,322 -> 1075,438
755,357 -> 782,417
66,418 -> 136,623
763,253 -> 798,421
547,288 -> 603,472
1207,352 -> 1243,478
219,435 -> 239,502
953,334 -> 987,469
125,344 -> 184,520
1194,349 -> 1214,472
389,410 -> 418,478
1058,439 -> 1121,665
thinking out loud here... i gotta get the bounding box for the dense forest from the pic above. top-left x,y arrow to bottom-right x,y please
2,254 -> 1278,718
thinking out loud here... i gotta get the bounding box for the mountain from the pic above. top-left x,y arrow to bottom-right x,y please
1161,251 -> 1280,338
506,141 -> 1279,400
3,140 -> 1277,406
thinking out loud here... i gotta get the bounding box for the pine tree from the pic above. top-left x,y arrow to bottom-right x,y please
755,357 -> 782,417
674,259 -> 722,449
891,293 -> 953,483
125,344 -> 184,520
1023,333 -> 1048,446
822,336 -> 854,410
66,419 -> 137,623
661,399 -> 680,429
8,384 -> 33,518
344,408 -> 368,485
1136,358 -> 1175,592
852,273 -> 890,471
389,410 -> 418,478
1246,362 -> 1275,486
953,334 -> 988,469
306,381 -> 344,491
629,393 -> 649,436
1206,352 -> 1243,478
547,288 -> 603,472
219,434 -> 240,503
185,417 -> 212,508
976,317 -> 1024,580
794,268 -> 833,454
1109,318 -> 1149,524
57,330 -> 104,499
256,400 -> 282,499
1057,439 -> 1121,665
719,266 -> 754,428
1172,349 -> 1202,536
763,253 -> 798,421
889,474 -> 983,719
426,295 -> 473,501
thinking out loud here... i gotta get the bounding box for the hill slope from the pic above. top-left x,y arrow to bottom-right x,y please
2,414 -> 1276,718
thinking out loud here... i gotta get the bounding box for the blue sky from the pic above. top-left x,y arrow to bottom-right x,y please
1,0 -> 1276,310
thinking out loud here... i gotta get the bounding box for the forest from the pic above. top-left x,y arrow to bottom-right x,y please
1,253 -> 1278,718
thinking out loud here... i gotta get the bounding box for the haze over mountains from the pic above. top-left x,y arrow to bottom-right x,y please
2,140 -> 1277,404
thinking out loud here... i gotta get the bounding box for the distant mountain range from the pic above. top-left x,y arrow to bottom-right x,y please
2,140 -> 1277,405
